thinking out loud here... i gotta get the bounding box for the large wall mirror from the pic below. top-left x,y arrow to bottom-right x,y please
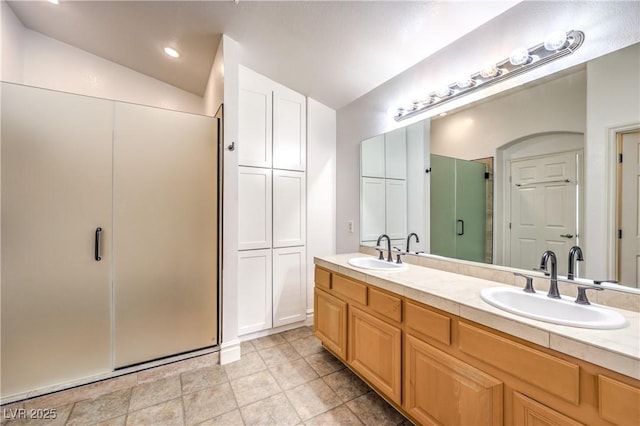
360,42 -> 640,287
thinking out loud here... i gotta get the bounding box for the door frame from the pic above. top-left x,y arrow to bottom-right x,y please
609,124 -> 640,281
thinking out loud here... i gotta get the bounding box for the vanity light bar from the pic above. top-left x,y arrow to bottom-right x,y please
394,29 -> 585,122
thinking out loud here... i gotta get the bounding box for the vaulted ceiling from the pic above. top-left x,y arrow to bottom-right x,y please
7,1 -> 519,109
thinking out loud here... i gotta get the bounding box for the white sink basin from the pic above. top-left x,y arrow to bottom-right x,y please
348,257 -> 408,271
480,286 -> 628,329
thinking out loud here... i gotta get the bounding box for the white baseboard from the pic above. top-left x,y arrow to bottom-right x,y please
219,339 -> 241,365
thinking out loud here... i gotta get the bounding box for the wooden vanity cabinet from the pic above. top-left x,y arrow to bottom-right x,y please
313,266 -> 640,426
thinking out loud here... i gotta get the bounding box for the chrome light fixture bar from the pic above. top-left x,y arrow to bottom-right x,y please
394,29 -> 585,121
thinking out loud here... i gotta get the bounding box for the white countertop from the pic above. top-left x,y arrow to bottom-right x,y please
315,253 -> 640,380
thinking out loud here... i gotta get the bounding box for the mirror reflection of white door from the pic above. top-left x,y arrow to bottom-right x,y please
618,130 -> 640,287
509,151 -> 582,275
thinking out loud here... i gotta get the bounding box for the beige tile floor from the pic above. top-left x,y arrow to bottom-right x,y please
1,327 -> 412,426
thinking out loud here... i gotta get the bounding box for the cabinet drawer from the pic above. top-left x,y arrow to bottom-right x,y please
369,287 -> 402,323
598,375 -> 640,425
458,323 -> 579,405
314,267 -> 331,290
405,300 -> 451,345
332,274 -> 368,305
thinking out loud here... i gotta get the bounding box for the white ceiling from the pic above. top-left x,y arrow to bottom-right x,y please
7,1 -> 520,110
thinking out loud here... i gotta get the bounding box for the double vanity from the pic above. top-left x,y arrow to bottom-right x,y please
313,252 -> 639,425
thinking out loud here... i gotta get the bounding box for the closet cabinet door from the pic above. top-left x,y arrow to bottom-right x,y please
360,177 -> 386,242
273,246 -> 307,327
113,103 -> 218,368
386,179 -> 407,240
239,66 -> 273,168
1,83 -> 113,397
238,249 -> 273,335
361,135 -> 385,178
238,167 -> 273,250
273,86 -> 306,171
273,170 -> 306,248
385,127 -> 407,179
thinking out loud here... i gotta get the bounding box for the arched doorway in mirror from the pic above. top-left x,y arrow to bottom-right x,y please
499,132 -> 584,276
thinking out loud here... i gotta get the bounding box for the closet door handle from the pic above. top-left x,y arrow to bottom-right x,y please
95,227 -> 102,261
457,220 -> 464,236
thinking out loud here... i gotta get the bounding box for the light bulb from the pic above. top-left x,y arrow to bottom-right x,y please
509,47 -> 531,66
480,64 -> 500,78
544,30 -> 568,51
456,76 -> 475,89
435,87 -> 452,98
163,46 -> 180,58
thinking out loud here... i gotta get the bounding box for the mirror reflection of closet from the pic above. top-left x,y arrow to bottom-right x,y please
360,120 -> 430,253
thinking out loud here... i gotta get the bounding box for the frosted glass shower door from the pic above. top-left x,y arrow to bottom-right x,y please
455,160 -> 486,263
430,155 -> 456,258
1,83 -> 113,397
430,154 -> 486,262
113,103 -> 218,368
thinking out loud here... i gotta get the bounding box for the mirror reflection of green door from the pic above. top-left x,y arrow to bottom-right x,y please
431,154 -> 486,263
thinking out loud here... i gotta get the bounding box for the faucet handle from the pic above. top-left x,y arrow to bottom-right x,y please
514,272 -> 535,293
575,286 -> 604,305
375,248 -> 384,260
392,247 -> 404,264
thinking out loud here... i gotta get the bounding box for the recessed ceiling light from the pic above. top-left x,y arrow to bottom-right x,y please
48,0 -> 60,4
163,47 -> 180,59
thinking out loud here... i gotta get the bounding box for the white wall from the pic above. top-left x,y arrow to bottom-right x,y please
204,38 -> 224,117
220,35 -> 241,364
336,1 -> 640,254
0,0 -> 23,82
430,69 -> 586,160
585,43 -> 640,280
306,98 -> 337,311
0,4 -> 205,115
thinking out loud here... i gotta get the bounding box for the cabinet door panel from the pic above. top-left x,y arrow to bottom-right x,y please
386,179 -> 407,240
273,170 -> 306,247
1,83 -> 113,396
314,288 -> 347,359
273,86 -> 306,171
361,177 -> 386,241
238,167 -> 272,250
385,127 -> 406,179
405,335 -> 503,426
349,306 -> 402,404
238,249 -> 273,335
113,103 -> 218,367
513,392 -> 583,426
239,66 -> 272,168
361,135 -> 385,178
273,247 -> 306,327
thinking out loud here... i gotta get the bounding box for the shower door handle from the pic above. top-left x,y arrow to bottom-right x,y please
457,220 -> 464,236
95,227 -> 102,261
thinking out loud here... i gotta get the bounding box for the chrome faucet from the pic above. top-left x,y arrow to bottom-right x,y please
376,234 -> 393,262
539,250 -> 560,298
406,233 -> 420,253
567,246 -> 584,280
